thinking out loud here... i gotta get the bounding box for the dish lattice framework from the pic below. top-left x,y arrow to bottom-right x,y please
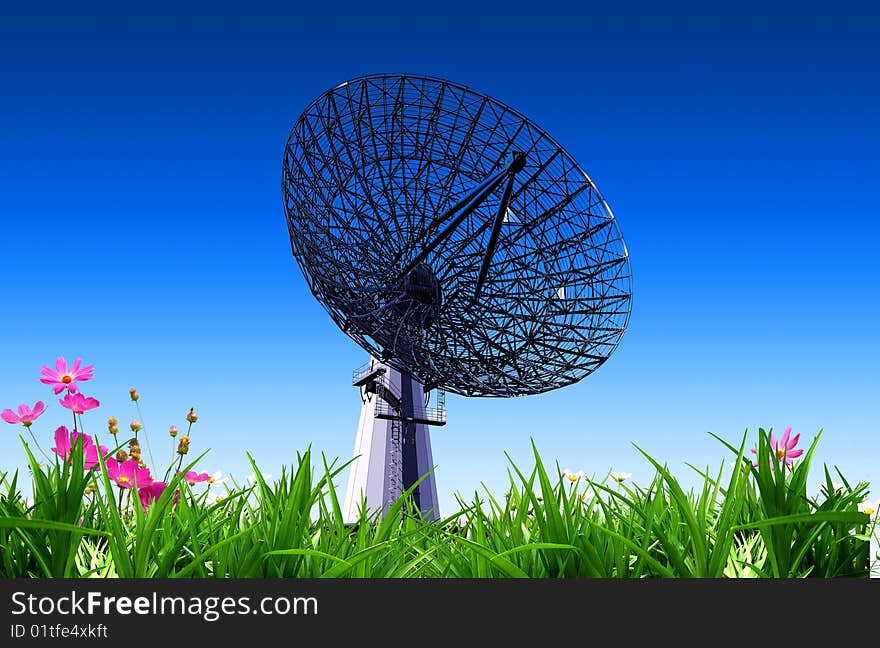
283,74 -> 631,397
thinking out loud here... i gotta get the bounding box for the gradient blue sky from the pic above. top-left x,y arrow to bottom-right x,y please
1,8 -> 877,511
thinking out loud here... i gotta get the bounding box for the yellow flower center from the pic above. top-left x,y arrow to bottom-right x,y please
865,507 -> 876,516
62,375 -> 73,384
567,474 -> 577,482
777,449 -> 786,460
208,477 -> 215,484
117,476 -> 131,485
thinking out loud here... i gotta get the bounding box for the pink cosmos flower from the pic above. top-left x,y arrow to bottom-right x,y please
751,427 -> 804,468
138,481 -> 168,511
51,425 -> 108,470
1,401 -> 45,427
180,470 -> 212,486
105,458 -> 152,489
40,357 -> 94,394
59,393 -> 100,414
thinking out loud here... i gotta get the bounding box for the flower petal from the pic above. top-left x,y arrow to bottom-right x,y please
55,356 -> 67,374
780,427 -> 791,448
75,364 -> 94,380
1,409 -> 20,424
787,449 -> 804,458
32,401 -> 45,417
787,433 -> 800,450
53,425 -> 71,459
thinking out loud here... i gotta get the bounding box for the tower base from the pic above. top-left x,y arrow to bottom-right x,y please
343,358 -> 441,523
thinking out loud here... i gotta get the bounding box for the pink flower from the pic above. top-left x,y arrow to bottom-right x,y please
105,458 -> 152,489
59,393 -> 100,414
1,401 -> 45,428
751,427 -> 804,468
40,356 -> 94,394
51,425 -> 108,470
138,481 -> 168,511
180,470 -> 212,486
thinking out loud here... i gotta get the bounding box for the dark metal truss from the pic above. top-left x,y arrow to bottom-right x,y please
282,74 -> 632,397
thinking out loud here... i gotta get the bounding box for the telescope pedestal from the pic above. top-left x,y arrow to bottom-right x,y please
343,359 -> 443,523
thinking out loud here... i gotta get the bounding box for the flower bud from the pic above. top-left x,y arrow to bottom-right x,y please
130,420 -> 142,433
169,425 -> 178,438
177,436 -> 190,456
129,388 -> 139,402
186,408 -> 198,423
115,450 -> 129,462
109,424 -> 119,435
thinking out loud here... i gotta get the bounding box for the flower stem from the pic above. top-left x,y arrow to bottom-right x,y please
25,428 -> 52,463
170,420 -> 194,481
134,400 -> 156,471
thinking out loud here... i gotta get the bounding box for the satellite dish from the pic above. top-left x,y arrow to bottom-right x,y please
282,74 -> 631,519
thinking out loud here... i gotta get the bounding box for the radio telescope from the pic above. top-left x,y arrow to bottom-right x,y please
282,74 -> 631,521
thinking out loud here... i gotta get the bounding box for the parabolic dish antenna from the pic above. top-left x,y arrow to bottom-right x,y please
282,74 -> 631,518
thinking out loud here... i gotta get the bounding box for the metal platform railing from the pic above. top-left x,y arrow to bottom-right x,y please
352,360 -> 386,386
375,401 -> 446,426
353,360 -> 447,426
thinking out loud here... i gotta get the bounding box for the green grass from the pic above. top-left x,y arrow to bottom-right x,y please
0,430 -> 874,578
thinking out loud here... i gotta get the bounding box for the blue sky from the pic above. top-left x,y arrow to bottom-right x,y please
1,9 -> 877,511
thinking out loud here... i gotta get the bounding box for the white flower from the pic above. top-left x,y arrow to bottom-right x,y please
610,471 -> 632,483
246,471 -> 272,485
858,500 -> 878,517
211,470 -> 230,485
563,468 -> 585,485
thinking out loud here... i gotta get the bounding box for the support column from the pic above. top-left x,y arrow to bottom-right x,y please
343,359 -> 440,524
